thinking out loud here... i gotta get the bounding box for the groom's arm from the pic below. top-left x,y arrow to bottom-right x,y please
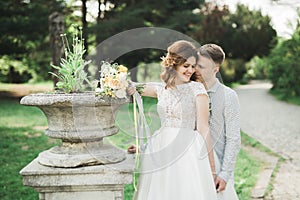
218,89 -> 241,182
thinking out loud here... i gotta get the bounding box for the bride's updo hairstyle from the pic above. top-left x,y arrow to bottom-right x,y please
161,40 -> 205,89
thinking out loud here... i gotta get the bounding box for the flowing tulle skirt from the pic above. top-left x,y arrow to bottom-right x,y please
134,127 -> 218,200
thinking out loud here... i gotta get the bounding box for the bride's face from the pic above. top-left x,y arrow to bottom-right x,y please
175,56 -> 196,84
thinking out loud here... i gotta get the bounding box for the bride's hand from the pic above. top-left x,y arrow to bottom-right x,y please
126,81 -> 136,95
126,87 -> 136,95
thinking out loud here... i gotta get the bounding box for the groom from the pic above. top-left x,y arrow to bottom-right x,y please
197,44 -> 241,193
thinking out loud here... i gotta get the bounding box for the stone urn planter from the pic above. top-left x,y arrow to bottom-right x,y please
20,92 -> 130,168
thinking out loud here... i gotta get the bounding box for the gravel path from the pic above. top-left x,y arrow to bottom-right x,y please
235,81 -> 300,199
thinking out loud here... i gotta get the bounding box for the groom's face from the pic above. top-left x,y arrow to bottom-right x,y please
197,55 -> 218,83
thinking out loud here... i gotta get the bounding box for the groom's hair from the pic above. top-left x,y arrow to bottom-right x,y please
198,44 -> 225,66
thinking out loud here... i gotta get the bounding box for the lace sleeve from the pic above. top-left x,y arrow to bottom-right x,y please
147,82 -> 164,98
192,82 -> 208,97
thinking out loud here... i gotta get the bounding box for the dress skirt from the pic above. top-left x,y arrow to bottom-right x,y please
134,127 -> 218,200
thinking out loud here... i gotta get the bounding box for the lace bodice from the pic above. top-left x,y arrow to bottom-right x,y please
152,81 -> 207,129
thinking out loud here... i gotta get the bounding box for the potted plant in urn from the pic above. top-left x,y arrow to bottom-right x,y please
20,25 -> 130,168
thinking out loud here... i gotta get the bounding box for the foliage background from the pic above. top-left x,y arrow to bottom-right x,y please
0,0 -> 283,86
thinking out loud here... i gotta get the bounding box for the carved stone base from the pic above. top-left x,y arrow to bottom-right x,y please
20,154 -> 135,200
38,140 -> 126,168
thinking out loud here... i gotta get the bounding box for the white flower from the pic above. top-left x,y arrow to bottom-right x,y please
97,61 -> 129,98
118,80 -> 129,89
118,72 -> 127,81
110,68 -> 117,75
95,88 -> 103,93
115,89 -> 126,98
100,62 -> 112,76
101,62 -> 111,69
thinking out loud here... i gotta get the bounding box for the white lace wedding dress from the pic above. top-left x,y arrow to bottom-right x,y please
134,81 -> 219,200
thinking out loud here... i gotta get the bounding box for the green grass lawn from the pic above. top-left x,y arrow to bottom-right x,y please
269,89 -> 300,106
0,97 -> 59,200
0,95 -> 261,200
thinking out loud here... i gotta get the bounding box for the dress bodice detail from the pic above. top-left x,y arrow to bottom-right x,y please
154,81 -> 207,129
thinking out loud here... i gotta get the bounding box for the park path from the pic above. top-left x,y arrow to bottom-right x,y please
235,81 -> 300,199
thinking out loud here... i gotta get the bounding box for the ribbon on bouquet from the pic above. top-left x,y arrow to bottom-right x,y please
132,91 -> 152,191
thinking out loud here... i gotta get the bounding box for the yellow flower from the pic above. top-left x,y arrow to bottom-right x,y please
118,65 -> 128,73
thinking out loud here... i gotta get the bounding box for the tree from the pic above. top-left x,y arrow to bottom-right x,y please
223,4 -> 277,61
191,3 -> 277,83
81,0 -> 88,55
193,3 -> 277,61
91,0 -> 205,81
0,0 -> 65,83
191,3 -> 230,45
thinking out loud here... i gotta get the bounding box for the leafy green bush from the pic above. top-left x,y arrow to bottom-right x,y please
244,56 -> 269,80
0,55 -> 37,83
220,58 -> 247,84
267,27 -> 300,98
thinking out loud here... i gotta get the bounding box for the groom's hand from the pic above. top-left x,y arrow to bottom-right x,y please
215,176 -> 227,193
127,145 -> 136,154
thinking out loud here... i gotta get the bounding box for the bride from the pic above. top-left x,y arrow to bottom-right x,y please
128,40 -> 237,199
128,40 -> 217,199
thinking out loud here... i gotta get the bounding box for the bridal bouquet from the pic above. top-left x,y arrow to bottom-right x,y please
95,61 -> 129,98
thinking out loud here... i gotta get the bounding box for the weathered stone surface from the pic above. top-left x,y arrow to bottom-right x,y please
20,155 -> 135,200
20,93 -> 129,141
20,93 -> 130,168
38,142 -> 126,167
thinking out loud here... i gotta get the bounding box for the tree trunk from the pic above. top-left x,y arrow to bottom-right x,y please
130,67 -> 138,82
82,0 -> 88,56
143,65 -> 148,81
49,12 -> 65,88
96,0 -> 102,44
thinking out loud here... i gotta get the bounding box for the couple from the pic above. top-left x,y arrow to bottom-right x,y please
127,40 -> 240,199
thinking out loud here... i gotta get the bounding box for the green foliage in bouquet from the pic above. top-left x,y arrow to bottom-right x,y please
50,25 -> 91,93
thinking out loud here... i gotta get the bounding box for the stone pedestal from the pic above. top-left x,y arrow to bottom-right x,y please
20,93 -> 130,168
20,154 -> 135,200
20,93 -> 135,199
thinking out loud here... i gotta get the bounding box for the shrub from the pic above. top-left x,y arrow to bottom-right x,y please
244,56 -> 269,80
267,27 -> 300,98
220,58 -> 247,84
0,56 -> 37,83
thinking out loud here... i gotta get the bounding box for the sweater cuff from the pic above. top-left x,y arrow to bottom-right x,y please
218,171 -> 230,183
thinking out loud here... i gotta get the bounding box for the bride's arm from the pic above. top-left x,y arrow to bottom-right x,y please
196,94 -> 216,178
127,82 -> 158,98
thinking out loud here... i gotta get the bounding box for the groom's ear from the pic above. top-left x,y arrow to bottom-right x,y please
214,65 -> 220,73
